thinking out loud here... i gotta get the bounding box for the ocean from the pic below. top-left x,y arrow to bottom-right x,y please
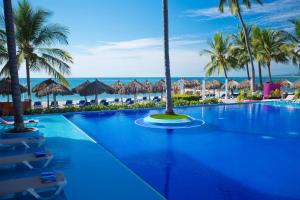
1,76 -> 299,103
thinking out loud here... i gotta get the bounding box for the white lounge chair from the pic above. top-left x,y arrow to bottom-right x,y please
0,172 -> 66,199
0,136 -> 45,149
285,95 -> 295,101
0,151 -> 53,169
0,118 -> 39,130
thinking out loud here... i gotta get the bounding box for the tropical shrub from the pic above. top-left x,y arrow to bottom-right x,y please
172,94 -> 200,101
268,89 -> 281,99
236,89 -> 245,102
246,90 -> 262,100
294,89 -> 299,99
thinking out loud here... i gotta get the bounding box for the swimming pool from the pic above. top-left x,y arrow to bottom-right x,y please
65,103 -> 300,200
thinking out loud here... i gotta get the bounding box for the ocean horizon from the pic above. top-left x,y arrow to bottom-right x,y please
2,76 -> 299,103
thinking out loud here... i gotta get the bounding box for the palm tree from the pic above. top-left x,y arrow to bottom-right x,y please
0,0 -> 73,104
218,0 -> 262,91
251,26 -> 264,87
230,28 -> 251,80
3,0 -> 25,132
290,19 -> 300,74
202,33 -> 236,87
253,28 -> 289,82
162,0 -> 174,115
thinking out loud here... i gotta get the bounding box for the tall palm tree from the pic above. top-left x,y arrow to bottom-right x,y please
230,28 -> 251,80
290,19 -> 300,74
251,26 -> 264,87
0,0 -> 73,104
162,0 -> 174,115
202,33 -> 236,85
218,0 -> 262,91
253,28 -> 289,82
3,0 -> 24,132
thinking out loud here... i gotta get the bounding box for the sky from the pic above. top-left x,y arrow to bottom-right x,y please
10,0 -> 300,77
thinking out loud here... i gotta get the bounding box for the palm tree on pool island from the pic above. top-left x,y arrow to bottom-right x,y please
218,0 -> 263,92
3,0 -> 25,132
162,0 -> 174,115
0,0 -> 73,104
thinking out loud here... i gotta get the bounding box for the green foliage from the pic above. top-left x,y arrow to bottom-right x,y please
150,114 -> 188,120
24,99 -> 223,115
246,90 -> 262,100
269,89 -> 281,99
236,89 -> 245,102
294,89 -> 299,99
172,94 -> 200,101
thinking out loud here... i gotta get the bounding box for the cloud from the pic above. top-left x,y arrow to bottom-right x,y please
185,0 -> 300,28
62,36 -> 208,77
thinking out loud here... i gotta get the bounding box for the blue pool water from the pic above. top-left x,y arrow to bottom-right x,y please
65,103 -> 300,200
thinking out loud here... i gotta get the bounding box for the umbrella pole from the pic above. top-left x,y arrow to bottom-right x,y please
121,95 -> 123,105
7,95 -> 9,102
47,95 -> 50,108
95,94 -> 98,105
53,94 -> 57,108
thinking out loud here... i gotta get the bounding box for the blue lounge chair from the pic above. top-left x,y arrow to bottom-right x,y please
64,100 -> 73,107
90,100 -> 97,105
114,98 -> 120,103
127,100 -> 134,105
125,98 -> 132,103
84,102 -> 91,107
100,101 -> 109,106
78,100 -> 86,108
33,101 -> 42,109
142,96 -> 147,101
50,101 -> 58,108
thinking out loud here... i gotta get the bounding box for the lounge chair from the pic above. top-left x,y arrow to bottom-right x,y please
84,102 -> 91,107
125,98 -> 132,103
127,100 -> 134,105
0,172 -> 66,199
0,118 -> 39,130
90,99 -> 98,105
100,99 -> 108,106
78,100 -> 86,108
50,101 -> 58,108
0,136 -> 45,149
142,96 -> 147,101
33,101 -> 42,109
64,100 -> 73,107
0,151 -> 53,169
114,98 -> 120,103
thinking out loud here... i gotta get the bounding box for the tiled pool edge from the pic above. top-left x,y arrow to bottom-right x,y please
62,115 -> 166,200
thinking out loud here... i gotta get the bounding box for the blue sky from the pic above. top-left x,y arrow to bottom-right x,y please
15,0 -> 300,77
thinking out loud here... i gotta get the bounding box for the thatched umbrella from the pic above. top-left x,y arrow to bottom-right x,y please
153,79 -> 166,99
36,82 -> 73,107
112,80 -> 126,103
0,79 -> 27,102
32,79 -> 56,107
143,80 -> 153,101
276,80 -> 293,88
223,80 -> 239,95
79,80 -> 114,104
206,80 -> 222,90
125,80 -> 146,100
72,80 -> 90,101
238,80 -> 251,89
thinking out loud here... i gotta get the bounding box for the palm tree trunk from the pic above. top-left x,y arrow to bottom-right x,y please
246,63 -> 250,80
3,0 -> 25,131
224,69 -> 228,99
47,95 -> 50,108
267,62 -> 272,83
25,59 -> 32,106
236,3 -> 256,92
162,0 -> 174,115
258,62 -> 263,87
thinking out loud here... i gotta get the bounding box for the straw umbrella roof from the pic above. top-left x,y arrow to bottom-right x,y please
293,80 -> 300,89
276,79 -> 293,88
174,78 -> 193,88
153,79 -> 165,93
225,80 -> 239,90
36,82 -> 72,97
0,79 -> 27,95
126,80 -> 146,94
72,80 -> 90,93
143,80 -> 153,93
79,80 -> 114,96
206,80 -> 222,90
190,80 -> 201,88
32,79 -> 56,93
238,80 -> 251,89
111,80 -> 125,94
172,84 -> 180,94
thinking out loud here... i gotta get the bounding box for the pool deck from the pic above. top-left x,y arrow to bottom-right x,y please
0,115 -> 165,200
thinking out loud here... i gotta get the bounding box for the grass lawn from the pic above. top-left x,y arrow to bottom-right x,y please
150,114 -> 188,120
